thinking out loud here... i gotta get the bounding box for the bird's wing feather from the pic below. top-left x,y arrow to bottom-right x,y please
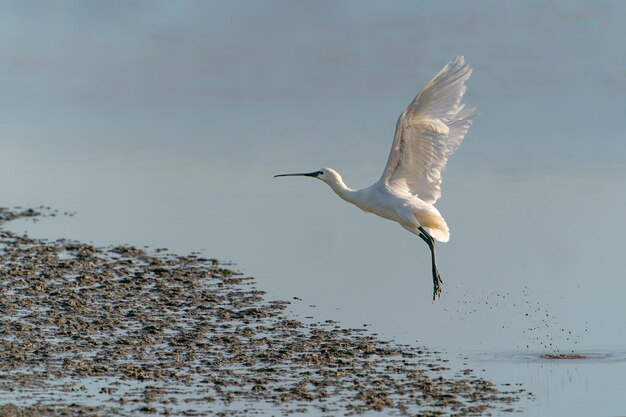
381,56 -> 476,204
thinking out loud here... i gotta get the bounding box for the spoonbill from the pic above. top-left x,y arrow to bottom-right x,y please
275,56 -> 476,300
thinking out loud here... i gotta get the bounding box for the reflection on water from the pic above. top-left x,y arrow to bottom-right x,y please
2,1 -> 626,416
455,349 -> 626,417
470,350 -> 626,364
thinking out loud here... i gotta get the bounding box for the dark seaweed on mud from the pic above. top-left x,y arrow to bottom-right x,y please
0,208 -> 522,416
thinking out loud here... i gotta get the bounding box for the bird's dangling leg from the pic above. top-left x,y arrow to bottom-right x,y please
418,227 -> 443,300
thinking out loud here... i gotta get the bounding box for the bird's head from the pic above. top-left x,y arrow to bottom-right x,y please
274,167 -> 342,186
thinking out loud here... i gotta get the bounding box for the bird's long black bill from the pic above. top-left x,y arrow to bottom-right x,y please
274,171 -> 320,178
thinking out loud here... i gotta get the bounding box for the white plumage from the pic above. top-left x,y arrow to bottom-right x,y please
383,56 -> 476,208
275,56 -> 476,300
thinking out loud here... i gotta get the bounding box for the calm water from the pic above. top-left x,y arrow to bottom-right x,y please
2,1 -> 626,415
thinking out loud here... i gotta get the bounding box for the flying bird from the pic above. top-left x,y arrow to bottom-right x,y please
275,56 -> 476,300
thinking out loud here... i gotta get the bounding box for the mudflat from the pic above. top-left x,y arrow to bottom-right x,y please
0,208 -> 522,416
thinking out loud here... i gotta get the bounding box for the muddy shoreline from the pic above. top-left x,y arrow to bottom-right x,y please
0,207 -> 523,416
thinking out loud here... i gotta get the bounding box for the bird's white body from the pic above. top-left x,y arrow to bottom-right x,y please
320,174 -> 449,242
275,56 -> 476,299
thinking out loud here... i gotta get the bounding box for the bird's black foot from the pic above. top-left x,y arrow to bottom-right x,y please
432,268 -> 443,301
419,227 -> 444,301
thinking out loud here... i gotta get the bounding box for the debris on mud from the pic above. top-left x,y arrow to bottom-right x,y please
539,353 -> 587,360
0,208 -> 522,416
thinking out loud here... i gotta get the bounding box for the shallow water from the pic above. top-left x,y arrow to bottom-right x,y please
2,1 -> 626,415
467,350 -> 626,416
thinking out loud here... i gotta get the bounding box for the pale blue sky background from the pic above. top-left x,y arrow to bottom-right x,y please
3,0 -> 626,345
2,2 -> 626,415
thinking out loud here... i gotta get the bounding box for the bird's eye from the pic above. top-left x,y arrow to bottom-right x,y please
319,171 -> 324,176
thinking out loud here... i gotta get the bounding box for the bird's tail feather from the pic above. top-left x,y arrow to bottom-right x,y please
424,225 -> 449,243
419,210 -> 450,243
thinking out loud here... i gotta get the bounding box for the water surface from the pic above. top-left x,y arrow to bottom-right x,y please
2,1 -> 626,415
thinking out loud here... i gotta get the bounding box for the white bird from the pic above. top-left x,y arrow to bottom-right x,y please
275,56 -> 476,300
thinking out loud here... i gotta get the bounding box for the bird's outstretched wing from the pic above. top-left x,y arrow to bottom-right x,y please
381,56 -> 476,204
